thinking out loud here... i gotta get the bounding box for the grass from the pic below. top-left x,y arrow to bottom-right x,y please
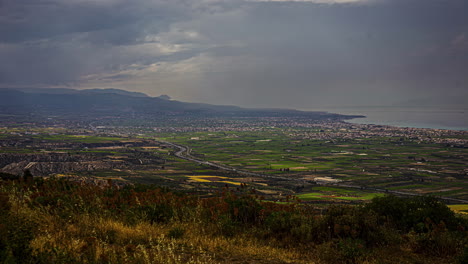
27,215 -> 307,264
0,178 -> 466,264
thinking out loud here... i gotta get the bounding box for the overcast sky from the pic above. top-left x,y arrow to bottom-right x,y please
1,0 -> 467,109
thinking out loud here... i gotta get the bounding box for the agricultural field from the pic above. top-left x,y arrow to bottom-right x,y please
297,187 -> 385,202
449,204 -> 468,215
155,126 -> 468,201
1,121 -> 467,203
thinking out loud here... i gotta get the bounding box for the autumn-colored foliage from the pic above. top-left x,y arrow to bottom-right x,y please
0,177 -> 466,263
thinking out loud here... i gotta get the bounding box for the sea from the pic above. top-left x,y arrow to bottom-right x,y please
319,106 -> 468,131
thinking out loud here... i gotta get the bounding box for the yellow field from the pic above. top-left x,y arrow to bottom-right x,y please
448,204 -> 468,214
187,175 -> 241,185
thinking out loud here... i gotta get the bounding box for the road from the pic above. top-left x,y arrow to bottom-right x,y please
155,139 -> 292,181
156,139 -> 468,204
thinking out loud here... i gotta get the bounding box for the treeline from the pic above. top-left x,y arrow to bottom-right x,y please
0,177 -> 467,263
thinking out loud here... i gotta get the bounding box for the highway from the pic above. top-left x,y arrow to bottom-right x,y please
155,139 -> 293,181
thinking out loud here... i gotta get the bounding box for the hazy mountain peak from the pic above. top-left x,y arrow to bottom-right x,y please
157,95 -> 171,100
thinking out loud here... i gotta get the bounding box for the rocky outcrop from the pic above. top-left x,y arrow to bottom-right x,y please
0,151 -> 164,177
0,153 -> 86,168
1,160 -> 128,177
0,139 -> 154,150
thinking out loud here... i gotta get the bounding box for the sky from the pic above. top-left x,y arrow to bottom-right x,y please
1,0 -> 467,109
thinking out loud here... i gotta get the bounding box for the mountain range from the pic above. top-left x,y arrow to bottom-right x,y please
0,88 -> 360,120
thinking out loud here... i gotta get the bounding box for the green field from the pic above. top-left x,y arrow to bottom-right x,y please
155,129 -> 468,200
297,187 -> 385,201
1,122 -> 467,201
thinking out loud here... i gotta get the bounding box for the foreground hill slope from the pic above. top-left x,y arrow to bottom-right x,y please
0,177 -> 466,264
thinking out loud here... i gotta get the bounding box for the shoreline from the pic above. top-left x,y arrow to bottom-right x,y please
321,106 -> 468,132
344,116 -> 468,131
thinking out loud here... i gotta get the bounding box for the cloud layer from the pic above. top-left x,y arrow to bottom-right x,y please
1,0 -> 467,108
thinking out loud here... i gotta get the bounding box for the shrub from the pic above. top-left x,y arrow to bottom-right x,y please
457,246 -> 468,264
0,172 -> 20,181
365,195 -> 460,233
3,214 -> 38,263
0,177 -> 465,263
217,215 -> 238,237
408,219 -> 467,257
337,238 -> 367,264
316,239 -> 368,264
139,203 -> 174,224
264,211 -> 317,242
224,193 -> 264,225
265,211 -> 296,234
322,205 -> 383,245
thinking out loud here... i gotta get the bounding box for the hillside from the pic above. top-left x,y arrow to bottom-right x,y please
0,88 -> 361,121
0,177 -> 467,263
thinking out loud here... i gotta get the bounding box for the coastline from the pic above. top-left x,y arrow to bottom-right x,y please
346,117 -> 468,131
324,106 -> 468,131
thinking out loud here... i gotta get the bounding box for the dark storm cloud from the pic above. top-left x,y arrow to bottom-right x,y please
0,0 -> 467,107
0,0 -> 203,85
0,0 -> 186,44
188,0 -> 468,107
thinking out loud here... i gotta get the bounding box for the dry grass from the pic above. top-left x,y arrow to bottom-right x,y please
24,210 -> 314,263
1,179 -> 466,264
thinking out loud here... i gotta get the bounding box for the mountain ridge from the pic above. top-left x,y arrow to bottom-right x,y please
0,88 -> 362,120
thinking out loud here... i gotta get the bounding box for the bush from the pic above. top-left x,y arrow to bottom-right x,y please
217,215 -> 237,237
337,238 -> 368,264
264,211 -> 317,242
365,195 -> 460,233
139,203 -> 174,224
322,205 -> 384,245
457,246 -> 468,264
265,211 -> 296,234
0,178 -> 465,263
2,214 -> 38,263
0,172 -> 20,181
316,239 -> 368,264
407,219 -> 467,257
224,193 -> 264,225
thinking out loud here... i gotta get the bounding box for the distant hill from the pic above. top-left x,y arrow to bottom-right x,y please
82,88 -> 149,98
0,88 -> 359,121
157,94 -> 171,100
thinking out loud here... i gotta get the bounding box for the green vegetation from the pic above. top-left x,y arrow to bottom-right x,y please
0,94 -> 466,263
1,122 -> 467,263
297,187 -> 385,201
1,123 -> 466,201
157,130 -> 468,199
0,178 -> 466,263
